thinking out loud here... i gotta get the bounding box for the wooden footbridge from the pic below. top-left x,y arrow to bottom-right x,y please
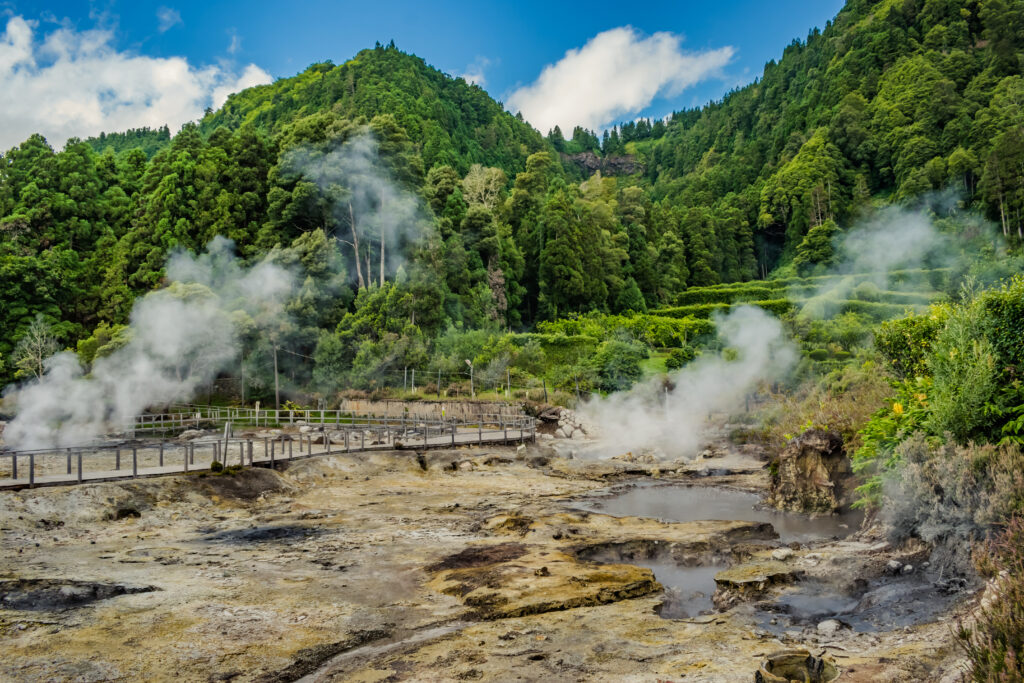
0,410 -> 535,490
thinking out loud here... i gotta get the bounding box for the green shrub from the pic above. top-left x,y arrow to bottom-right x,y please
807,348 -> 830,362
507,333 -> 598,367
852,281 -> 882,302
665,345 -> 697,370
875,307 -> 949,379
210,460 -> 224,473
591,340 -> 646,392
958,517 -> 1024,682
978,274 -> 1024,371
925,296 -> 1006,443
852,379 -> 933,508
885,435 -> 1024,543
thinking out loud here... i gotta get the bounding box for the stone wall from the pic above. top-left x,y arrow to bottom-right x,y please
337,399 -> 523,419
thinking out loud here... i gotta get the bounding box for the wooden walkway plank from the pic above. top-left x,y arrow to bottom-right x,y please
0,428 -> 529,490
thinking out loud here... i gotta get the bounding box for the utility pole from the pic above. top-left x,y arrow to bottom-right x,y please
411,369 -> 416,393
465,359 -> 474,398
438,368 -> 442,398
507,368 -> 511,398
273,345 -> 280,410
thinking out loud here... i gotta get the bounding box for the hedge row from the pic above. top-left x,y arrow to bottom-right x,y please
538,313 -> 713,348
507,333 -> 599,365
798,298 -> 928,320
673,286 -> 777,305
652,297 -> 924,322
694,267 -> 950,293
651,299 -> 795,319
676,283 -> 938,306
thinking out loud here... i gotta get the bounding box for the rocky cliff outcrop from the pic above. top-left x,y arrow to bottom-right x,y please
562,151 -> 642,176
767,429 -> 852,513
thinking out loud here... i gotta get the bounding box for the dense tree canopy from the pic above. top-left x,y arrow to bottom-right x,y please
2,3 -> 1024,391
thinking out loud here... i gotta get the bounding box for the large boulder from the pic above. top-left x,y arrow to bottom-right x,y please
767,429 -> 852,513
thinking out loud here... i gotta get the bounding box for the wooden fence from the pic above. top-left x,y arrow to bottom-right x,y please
0,412 -> 536,490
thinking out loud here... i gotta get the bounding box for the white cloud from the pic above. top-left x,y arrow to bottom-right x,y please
459,56 -> 490,87
507,26 -> 734,133
227,30 -> 241,55
157,7 -> 182,33
0,16 -> 272,150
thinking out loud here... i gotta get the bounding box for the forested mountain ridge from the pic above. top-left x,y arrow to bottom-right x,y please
601,0 -> 1024,271
200,44 -> 550,176
1,0 -> 1023,391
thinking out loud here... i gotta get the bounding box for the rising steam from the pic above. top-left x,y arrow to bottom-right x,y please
2,131 -> 430,451
282,131 -> 428,284
795,195 -> 997,315
581,306 -> 797,459
2,238 -> 295,450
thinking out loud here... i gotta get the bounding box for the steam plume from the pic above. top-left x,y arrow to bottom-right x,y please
581,306 -> 797,459
2,238 -> 294,450
282,131 -> 428,284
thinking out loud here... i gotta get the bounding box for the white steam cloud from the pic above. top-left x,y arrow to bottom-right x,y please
284,132 -> 428,283
793,196 -> 996,318
0,15 -> 272,150
581,306 -> 797,459
2,238 -> 294,450
2,132 -> 432,449
508,26 -> 734,133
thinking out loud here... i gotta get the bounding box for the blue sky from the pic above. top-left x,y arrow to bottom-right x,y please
1,1 -> 845,148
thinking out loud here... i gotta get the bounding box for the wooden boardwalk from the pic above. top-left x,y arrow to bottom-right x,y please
0,414 -> 534,491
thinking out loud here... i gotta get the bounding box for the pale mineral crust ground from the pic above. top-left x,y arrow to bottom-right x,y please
0,444 -> 972,682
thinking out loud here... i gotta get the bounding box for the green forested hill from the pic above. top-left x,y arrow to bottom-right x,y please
609,0 -> 1024,270
1,1 -> 1023,391
200,45 -> 549,175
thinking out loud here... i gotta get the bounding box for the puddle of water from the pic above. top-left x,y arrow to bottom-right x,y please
574,481 -> 861,544
642,559 -> 722,619
580,549 -> 724,620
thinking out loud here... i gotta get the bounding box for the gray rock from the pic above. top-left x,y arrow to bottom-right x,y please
817,619 -> 842,636
887,559 -> 904,573
771,548 -> 795,561
902,564 -> 914,574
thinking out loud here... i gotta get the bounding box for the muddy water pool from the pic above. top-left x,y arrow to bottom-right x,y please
573,480 -> 862,544
572,481 -> 969,629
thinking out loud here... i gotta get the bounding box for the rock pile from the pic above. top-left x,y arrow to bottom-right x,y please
530,404 -> 595,440
767,429 -> 852,513
554,409 -> 594,440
